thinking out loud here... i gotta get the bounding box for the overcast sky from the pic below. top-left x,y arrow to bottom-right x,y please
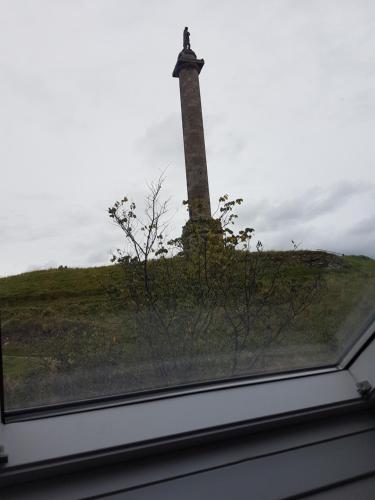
1,0 -> 374,276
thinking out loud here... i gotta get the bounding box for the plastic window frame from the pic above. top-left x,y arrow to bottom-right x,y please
0,319 -> 374,486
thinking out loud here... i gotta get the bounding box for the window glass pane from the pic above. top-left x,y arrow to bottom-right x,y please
1,2 -> 374,412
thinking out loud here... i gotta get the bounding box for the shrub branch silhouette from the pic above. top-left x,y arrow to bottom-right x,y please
108,177 -> 324,382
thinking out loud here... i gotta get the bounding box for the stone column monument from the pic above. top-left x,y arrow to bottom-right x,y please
173,28 -> 216,242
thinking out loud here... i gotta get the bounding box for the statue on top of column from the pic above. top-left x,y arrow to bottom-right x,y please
183,27 -> 191,50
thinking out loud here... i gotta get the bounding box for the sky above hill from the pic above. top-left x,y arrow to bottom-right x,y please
1,0 -> 374,276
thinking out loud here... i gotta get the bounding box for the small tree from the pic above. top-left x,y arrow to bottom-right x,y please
108,177 -> 324,383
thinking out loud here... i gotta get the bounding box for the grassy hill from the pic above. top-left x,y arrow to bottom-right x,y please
0,250 -> 374,410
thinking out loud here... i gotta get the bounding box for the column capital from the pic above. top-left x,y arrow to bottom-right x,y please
173,48 -> 204,78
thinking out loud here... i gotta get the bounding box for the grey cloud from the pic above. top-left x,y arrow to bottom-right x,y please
337,239 -> 375,259
313,220 -> 375,258
135,112 -> 247,169
251,222 -> 375,259
205,114 -> 247,162
0,208 -> 101,243
85,249 -> 113,266
25,260 -> 59,273
245,182 -> 373,232
0,63 -> 52,103
136,113 -> 184,166
16,192 -> 63,202
348,215 -> 375,238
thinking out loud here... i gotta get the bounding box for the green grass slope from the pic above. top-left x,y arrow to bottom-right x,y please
0,251 -> 374,410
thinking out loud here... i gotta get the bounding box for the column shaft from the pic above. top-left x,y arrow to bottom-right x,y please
179,67 -> 211,220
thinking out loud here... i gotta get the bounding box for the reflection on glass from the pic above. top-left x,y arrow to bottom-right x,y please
1,180 -> 374,411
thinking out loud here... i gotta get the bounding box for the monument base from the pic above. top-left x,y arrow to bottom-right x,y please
181,218 -> 223,254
